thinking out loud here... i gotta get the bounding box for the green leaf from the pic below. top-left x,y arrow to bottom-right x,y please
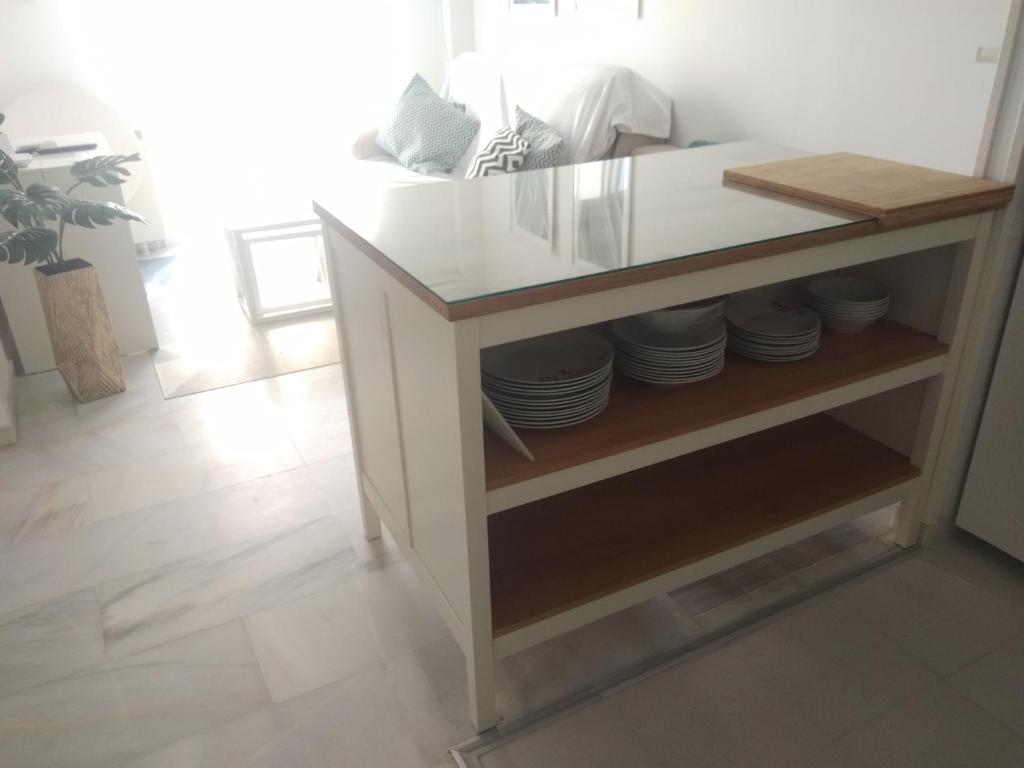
62,198 -> 145,228
0,148 -> 19,189
0,186 -> 63,227
70,153 -> 140,188
0,228 -> 57,265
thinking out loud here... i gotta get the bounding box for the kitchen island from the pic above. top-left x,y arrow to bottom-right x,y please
314,141 -> 1012,731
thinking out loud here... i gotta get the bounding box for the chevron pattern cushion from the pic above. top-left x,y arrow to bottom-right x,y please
516,107 -> 568,171
466,128 -> 530,178
376,75 -> 480,174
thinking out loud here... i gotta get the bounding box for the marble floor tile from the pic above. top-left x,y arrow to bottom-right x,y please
291,652 -> 467,768
246,577 -> 383,702
919,532 -> 1024,608
692,575 -> 806,632
0,465 -> 343,615
0,621 -> 270,768
812,681 -> 1024,768
948,632 -> 1024,737
0,474 -> 94,548
83,425 -> 305,524
481,700 -> 669,768
670,545 -> 817,616
357,560 -> 451,661
734,595 -> 937,737
118,701 -> 318,768
99,516 -> 358,658
829,555 -> 1024,675
0,588 -> 106,698
792,534 -> 896,588
605,636 -> 833,768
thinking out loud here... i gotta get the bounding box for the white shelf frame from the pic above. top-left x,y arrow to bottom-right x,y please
324,207 -> 986,733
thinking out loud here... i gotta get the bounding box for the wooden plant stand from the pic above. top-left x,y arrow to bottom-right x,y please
34,258 -> 125,402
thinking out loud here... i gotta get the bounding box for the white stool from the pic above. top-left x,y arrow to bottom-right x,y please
225,218 -> 333,323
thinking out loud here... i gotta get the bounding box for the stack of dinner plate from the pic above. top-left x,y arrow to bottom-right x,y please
807,276 -> 890,333
726,298 -> 821,362
612,299 -> 727,385
481,328 -> 614,429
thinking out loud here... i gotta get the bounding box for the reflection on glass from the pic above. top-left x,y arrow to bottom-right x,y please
573,158 -> 632,271
512,169 -> 555,249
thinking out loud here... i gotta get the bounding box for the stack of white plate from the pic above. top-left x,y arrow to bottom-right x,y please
612,300 -> 727,385
807,276 -> 890,333
481,329 -> 614,429
726,299 -> 821,362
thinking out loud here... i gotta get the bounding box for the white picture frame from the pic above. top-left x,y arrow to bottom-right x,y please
574,0 -> 639,19
508,0 -> 556,16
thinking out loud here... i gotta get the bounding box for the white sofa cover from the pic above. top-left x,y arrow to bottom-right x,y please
352,53 -> 672,187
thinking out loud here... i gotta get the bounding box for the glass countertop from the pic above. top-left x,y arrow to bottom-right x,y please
313,141 -> 871,307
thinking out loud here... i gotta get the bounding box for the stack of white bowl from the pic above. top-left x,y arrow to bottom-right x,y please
481,329 -> 614,429
612,298 -> 727,385
807,276 -> 890,334
726,298 -> 821,362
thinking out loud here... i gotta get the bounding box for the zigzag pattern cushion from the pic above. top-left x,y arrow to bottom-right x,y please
466,128 -> 530,178
376,75 -> 480,174
516,106 -> 568,171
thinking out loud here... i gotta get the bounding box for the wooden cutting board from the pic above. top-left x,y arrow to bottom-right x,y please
724,152 -> 1014,227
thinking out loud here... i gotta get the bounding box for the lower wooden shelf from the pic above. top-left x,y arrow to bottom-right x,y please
488,414 -> 919,637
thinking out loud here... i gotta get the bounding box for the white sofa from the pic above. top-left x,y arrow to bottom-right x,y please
350,53 -> 674,187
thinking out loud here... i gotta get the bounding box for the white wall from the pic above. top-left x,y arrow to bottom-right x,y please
472,0 -> 1011,174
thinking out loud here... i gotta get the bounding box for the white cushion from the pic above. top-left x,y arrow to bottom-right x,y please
505,65 -> 672,163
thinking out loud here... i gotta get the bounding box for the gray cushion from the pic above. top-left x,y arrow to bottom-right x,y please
376,75 -> 480,174
466,128 -> 530,178
516,106 -> 567,171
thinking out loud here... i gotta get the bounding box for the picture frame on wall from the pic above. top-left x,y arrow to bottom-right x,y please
574,0 -> 640,18
508,0 -> 556,16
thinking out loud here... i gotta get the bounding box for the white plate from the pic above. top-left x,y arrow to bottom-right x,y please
726,299 -> 820,338
618,353 -> 725,375
729,340 -> 819,357
489,390 -> 611,416
504,398 -> 611,429
481,329 -> 614,385
728,328 -> 820,346
615,343 -> 725,365
730,344 -> 819,362
487,381 -> 611,407
621,358 -> 726,385
612,316 -> 726,352
482,362 -> 613,395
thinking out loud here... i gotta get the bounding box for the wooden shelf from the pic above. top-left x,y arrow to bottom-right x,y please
488,414 -> 919,636
484,319 -> 945,491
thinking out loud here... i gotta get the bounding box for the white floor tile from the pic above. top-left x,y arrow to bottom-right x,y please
0,588 -> 105,698
247,578 -> 383,702
828,556 -> 1024,675
736,595 -> 937,737
483,701 -> 668,768
948,632 -> 1024,738
0,621 -> 270,768
606,638 -> 833,768
822,681 -> 1024,768
99,516 -> 357,658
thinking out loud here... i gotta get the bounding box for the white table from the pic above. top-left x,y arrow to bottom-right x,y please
0,133 -> 157,374
315,141 -> 1003,731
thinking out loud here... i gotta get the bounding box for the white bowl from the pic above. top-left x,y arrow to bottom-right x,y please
637,298 -> 725,334
821,316 -> 880,334
808,276 -> 889,305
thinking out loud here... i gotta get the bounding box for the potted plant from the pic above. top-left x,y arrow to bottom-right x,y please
0,114 -> 144,402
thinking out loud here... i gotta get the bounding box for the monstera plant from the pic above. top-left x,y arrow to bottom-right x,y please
0,113 -> 145,402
